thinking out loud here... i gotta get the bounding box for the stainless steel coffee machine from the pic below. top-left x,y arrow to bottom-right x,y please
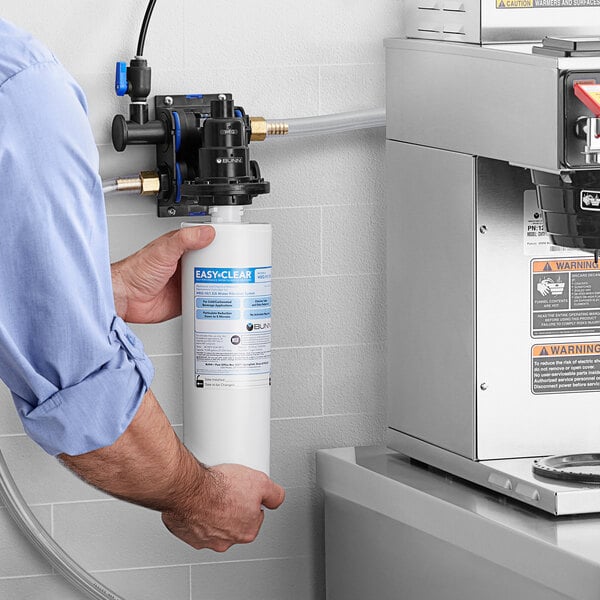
386,0 -> 600,515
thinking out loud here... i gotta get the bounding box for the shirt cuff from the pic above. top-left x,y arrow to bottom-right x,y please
14,316 -> 154,456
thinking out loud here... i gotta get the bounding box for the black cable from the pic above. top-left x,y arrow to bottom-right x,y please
136,0 -> 157,57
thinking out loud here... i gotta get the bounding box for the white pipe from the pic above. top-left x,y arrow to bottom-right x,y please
266,107 -> 385,138
0,449 -> 124,600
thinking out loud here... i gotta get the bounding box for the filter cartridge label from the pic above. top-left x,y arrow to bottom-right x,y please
193,266 -> 271,389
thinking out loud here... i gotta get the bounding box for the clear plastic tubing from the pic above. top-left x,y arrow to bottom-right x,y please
0,449 -> 124,600
267,107 -> 385,137
102,181 -> 119,194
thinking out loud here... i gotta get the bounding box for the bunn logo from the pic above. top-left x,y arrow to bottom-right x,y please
581,190 -> 600,211
216,157 -> 244,164
246,322 -> 271,332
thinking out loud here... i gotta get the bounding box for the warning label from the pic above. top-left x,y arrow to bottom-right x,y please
531,258 -> 600,337
532,343 -> 600,393
497,0 -> 600,7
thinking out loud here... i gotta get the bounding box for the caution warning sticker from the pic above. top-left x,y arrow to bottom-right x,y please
532,343 -> 600,393
497,0 -> 600,7
531,258 -> 600,337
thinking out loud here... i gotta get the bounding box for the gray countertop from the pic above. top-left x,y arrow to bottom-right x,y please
317,446 -> 600,600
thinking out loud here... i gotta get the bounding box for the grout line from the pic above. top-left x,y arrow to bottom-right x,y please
46,497 -> 117,507
271,410 -> 380,422
246,202 -> 382,211
321,346 -> 325,416
319,206 -> 324,277
317,65 -> 322,115
87,555 -> 309,575
273,341 -> 383,351
0,573 -> 54,581
272,271 -> 383,281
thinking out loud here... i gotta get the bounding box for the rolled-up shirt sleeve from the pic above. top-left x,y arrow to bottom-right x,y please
0,22 -> 154,455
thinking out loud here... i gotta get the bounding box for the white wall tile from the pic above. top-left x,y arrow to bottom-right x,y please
0,506 -> 52,577
3,1 -> 184,76
271,413 -> 386,488
272,347 -> 322,418
247,207 -> 322,278
0,574 -> 86,600
182,0 -> 401,69
272,274 -> 385,348
0,382 -> 24,436
191,555 -> 323,600
0,436 -> 108,505
129,318 -> 183,357
151,354 -> 184,426
253,128 -> 387,211
93,566 -> 190,600
320,64 -> 386,114
323,344 -> 386,415
322,205 -> 385,275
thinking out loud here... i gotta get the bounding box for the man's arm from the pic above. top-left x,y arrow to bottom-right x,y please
59,389 -> 285,551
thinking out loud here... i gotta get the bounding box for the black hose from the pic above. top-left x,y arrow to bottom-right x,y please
136,0 -> 157,57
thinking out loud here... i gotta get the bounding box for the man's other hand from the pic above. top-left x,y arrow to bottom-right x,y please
162,463 -> 286,551
111,226 -> 215,323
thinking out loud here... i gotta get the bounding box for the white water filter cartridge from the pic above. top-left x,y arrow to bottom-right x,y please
182,221 -> 272,474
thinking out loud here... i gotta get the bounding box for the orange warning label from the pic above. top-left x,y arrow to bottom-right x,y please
532,343 -> 600,357
532,342 -> 600,393
533,259 -> 600,273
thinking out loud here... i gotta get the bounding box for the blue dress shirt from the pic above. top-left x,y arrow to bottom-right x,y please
0,19 -> 154,455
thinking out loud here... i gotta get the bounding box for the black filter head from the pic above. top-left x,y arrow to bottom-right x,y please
532,169 -> 600,250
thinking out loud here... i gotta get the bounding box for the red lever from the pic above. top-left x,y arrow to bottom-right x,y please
574,80 -> 600,117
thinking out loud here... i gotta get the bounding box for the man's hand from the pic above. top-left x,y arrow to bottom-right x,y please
162,463 -> 285,551
111,226 -> 215,323
60,391 -> 285,551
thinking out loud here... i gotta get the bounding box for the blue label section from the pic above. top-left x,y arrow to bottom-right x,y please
195,267 -> 270,284
244,296 -> 271,308
196,298 -> 241,309
196,309 -> 241,320
245,309 -> 271,319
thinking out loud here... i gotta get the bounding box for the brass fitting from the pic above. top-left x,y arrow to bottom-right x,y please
250,117 -> 289,141
266,121 -> 289,136
139,171 -> 161,195
115,176 -> 142,193
115,171 -> 160,195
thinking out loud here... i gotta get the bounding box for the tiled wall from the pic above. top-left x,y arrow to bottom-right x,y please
0,1 -> 399,598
